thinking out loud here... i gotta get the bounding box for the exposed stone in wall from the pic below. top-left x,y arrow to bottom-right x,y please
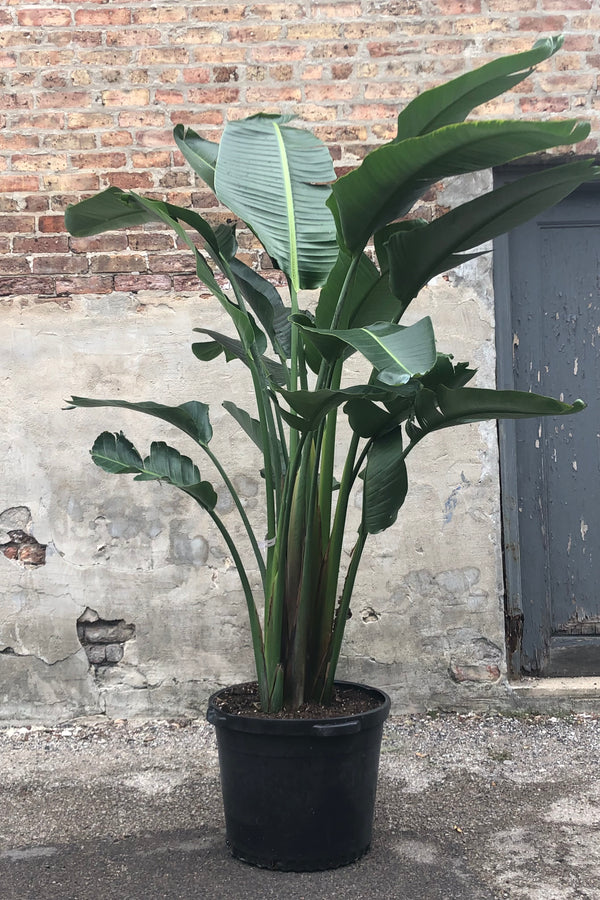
77,607 -> 136,668
0,508 -> 46,567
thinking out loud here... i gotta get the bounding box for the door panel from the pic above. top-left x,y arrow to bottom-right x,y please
495,175 -> 600,675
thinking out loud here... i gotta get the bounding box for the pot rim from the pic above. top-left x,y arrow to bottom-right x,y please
206,679 -> 391,736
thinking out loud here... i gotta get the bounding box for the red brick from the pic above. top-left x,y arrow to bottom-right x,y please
49,31 -> 103,48
119,110 -> 166,128
313,2 -> 363,14
155,89 -> 185,105
250,45 -> 307,62
67,112 -> 114,130
0,259 -> 32,276
18,8 -> 72,26
38,216 -> 67,234
90,254 -> 147,274
433,0 -> 482,10
229,25 -> 282,41
0,215 -> 36,233
0,175 -> 39,192
56,275 -> 114,295
70,235 -> 129,254
102,89 -> 150,107
127,234 -> 175,252
304,83 -> 358,101
517,15 -> 567,29
173,27 -> 224,44
246,86 -> 302,102
139,47 -> 190,65
0,53 -> 17,68
106,29 -> 162,46
13,112 -> 65,130
38,91 -> 92,109
24,195 -> 48,212
0,275 -> 55,296
33,256 -> 88,275
182,68 -> 212,84
150,254 -> 196,274
71,152 -> 127,169
132,7 -> 187,24
105,173 -> 154,190
101,132 -> 134,148
74,8 -> 131,25
114,274 -> 172,292
0,92 -> 33,110
173,274 -> 203,291
13,154 -> 68,172
45,134 -> 96,152
188,87 -> 240,104
44,174 -> 100,192
311,42 -> 358,58
247,3 -> 305,18
134,129 -> 175,148
14,236 -> 70,253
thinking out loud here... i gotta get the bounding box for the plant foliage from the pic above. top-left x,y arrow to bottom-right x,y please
65,37 -> 593,711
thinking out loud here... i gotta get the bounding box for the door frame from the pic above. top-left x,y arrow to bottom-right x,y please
493,162 -> 600,677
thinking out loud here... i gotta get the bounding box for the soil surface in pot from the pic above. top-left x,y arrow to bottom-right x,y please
211,682 -> 383,719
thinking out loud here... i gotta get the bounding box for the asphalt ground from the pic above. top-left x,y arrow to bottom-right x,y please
0,711 -> 598,899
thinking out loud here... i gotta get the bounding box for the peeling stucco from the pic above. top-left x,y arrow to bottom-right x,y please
1,241 -> 510,721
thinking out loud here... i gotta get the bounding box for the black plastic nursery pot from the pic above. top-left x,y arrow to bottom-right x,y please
206,680 -> 391,871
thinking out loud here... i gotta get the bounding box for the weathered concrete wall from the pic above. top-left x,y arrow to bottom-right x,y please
1,172 -> 517,721
2,2 -> 599,720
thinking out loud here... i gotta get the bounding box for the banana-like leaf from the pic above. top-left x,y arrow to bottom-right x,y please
229,257 -> 292,357
297,316 -> 437,385
331,118 -> 590,253
279,383 -> 402,430
315,248 -> 380,330
67,398 -> 213,446
192,328 -> 288,385
91,432 -> 217,509
91,431 -> 143,474
395,36 -> 563,141
344,398 -> 400,438
173,124 -> 219,191
388,159 -> 600,309
64,187 -> 165,237
214,114 -> 338,290
363,428 -> 408,534
407,385 -> 586,442
222,401 -> 266,454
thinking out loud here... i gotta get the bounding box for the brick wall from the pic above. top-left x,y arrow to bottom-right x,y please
1,0 -> 598,302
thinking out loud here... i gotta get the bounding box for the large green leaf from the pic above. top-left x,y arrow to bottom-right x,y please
91,432 -> 217,509
363,428 -> 408,534
315,248 -> 380,330
64,187 -> 164,237
279,384 -> 398,430
192,328 -> 288,385
214,114 -> 338,290
229,257 -> 292,357
67,398 -> 213,446
90,431 -> 143,474
395,36 -> 563,141
387,160 -> 600,309
330,118 -> 590,253
407,385 -> 586,442
173,124 -> 219,191
298,316 -> 437,385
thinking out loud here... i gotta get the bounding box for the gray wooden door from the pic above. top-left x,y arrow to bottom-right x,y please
495,172 -> 600,676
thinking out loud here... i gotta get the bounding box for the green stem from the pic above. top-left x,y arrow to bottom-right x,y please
322,523 -> 369,702
202,502 -> 268,707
